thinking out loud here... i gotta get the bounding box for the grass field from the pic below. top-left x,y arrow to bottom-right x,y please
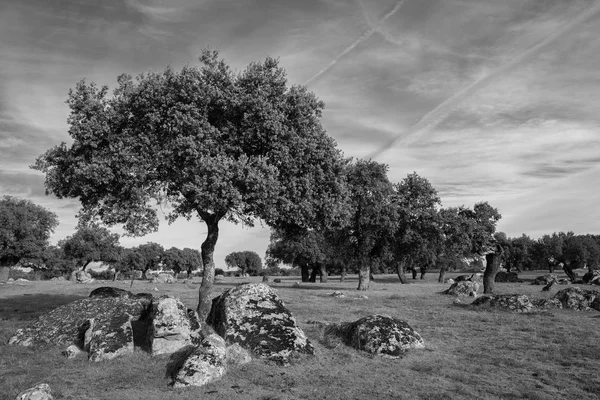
1,271 -> 599,400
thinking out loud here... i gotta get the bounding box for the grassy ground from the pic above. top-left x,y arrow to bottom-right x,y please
1,271 -> 599,400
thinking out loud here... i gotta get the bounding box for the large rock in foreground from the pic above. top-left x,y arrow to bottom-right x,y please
8,292 -> 152,361
471,294 -> 535,313
207,283 -> 313,364
327,315 -> 424,359
443,281 -> 479,297
150,296 -> 203,355
551,287 -> 600,311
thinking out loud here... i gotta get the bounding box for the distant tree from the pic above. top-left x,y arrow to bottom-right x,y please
391,172 -> 442,283
181,248 -> 202,278
114,248 -> 145,283
41,245 -> 78,276
225,251 -> 263,276
135,242 -> 164,279
336,160 -> 398,290
0,196 -> 59,267
59,224 -> 121,271
33,49 -> 347,315
266,228 -> 329,282
163,247 -> 185,275
504,234 -> 535,272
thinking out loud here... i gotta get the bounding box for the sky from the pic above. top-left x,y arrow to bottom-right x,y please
2,0 -> 600,269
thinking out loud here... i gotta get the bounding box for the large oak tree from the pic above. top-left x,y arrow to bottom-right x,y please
33,50 -> 346,313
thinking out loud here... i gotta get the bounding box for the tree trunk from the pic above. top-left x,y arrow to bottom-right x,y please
548,262 -> 554,274
483,251 -> 502,294
198,216 -> 220,318
340,266 -> 346,282
301,264 -> 310,282
81,260 -> 92,272
420,267 -> 426,280
357,265 -> 370,290
562,262 -> 576,282
411,268 -> 418,279
309,266 -> 318,283
319,263 -> 327,283
113,270 -> 120,281
396,261 -> 408,284
438,267 -> 446,283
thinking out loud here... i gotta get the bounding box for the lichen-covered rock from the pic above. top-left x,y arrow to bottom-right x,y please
443,281 -> 479,297
328,314 -> 424,358
89,286 -> 134,298
582,270 -> 600,285
471,294 -> 534,313
63,344 -> 84,359
551,287 -> 600,311
207,283 -> 313,364
73,270 -> 94,284
150,296 -> 203,356
494,271 -> 520,282
15,383 -> 53,400
170,333 -> 228,388
8,296 -> 151,362
531,274 -> 557,286
152,274 -> 175,284
225,343 -> 252,366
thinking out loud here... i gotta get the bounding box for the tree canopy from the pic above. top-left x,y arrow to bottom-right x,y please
225,251 -> 263,276
0,196 -> 59,267
59,224 -> 121,270
33,49 -> 347,312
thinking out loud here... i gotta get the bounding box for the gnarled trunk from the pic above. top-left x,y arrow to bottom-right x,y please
438,267 -> 446,283
396,261 -> 408,284
420,267 -> 426,280
309,266 -> 318,283
198,216 -> 220,318
319,263 -> 328,283
411,268 -> 418,279
483,251 -> 502,294
562,262 -> 576,282
357,266 -> 370,290
301,264 -> 310,282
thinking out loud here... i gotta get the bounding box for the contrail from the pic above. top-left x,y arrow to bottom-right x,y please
367,0 -> 600,159
304,0 -> 406,86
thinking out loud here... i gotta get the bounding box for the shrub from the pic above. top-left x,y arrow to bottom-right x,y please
88,269 -> 114,280
215,268 -> 225,276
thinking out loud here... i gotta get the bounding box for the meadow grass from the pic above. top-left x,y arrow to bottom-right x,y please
1,271 -> 599,400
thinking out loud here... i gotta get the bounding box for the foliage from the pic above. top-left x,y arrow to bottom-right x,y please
392,172 -> 442,273
225,251 -> 263,276
0,196 -> 59,267
59,224 -> 121,270
33,49 -> 347,300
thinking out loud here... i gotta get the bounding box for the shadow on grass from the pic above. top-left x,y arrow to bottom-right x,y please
0,294 -> 85,321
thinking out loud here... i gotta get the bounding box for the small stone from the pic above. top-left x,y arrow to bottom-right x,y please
293,282 -> 301,288
63,344 -> 84,359
329,291 -> 346,298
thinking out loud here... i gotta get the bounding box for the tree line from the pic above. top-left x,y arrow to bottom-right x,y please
25,49 -> 599,314
0,196 -> 202,280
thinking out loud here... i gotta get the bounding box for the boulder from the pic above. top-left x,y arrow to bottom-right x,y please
89,286 -> 134,298
273,278 -> 282,283
531,274 -> 557,286
551,287 -> 600,311
454,275 -> 470,282
445,278 -> 455,284
9,295 -> 152,362
582,270 -> 600,285
494,271 -> 520,283
152,274 -> 175,284
74,270 -> 94,284
262,275 -> 270,283
169,333 -> 228,388
225,343 -> 252,366
443,281 -> 479,297
471,294 -> 535,313
207,283 -> 314,364
469,273 -> 483,283
214,274 -> 225,281
15,383 -> 53,400
326,314 -> 424,358
150,296 -> 203,356
329,291 -> 346,298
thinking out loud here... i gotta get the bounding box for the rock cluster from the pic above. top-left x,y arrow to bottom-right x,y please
582,270 -> 600,285
207,283 -> 314,364
531,274 -> 557,286
72,270 -> 94,284
471,287 -> 600,312
494,271 -> 520,282
325,314 -> 424,358
471,294 -> 534,313
443,281 -> 480,297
